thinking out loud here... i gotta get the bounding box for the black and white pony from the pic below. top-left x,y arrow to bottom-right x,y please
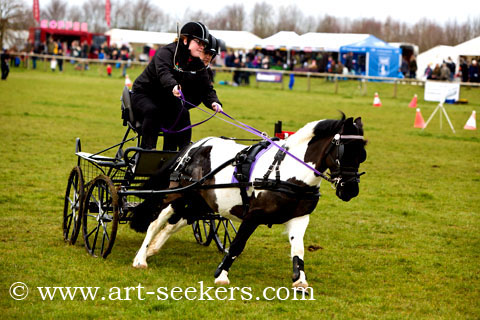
131,115 -> 367,288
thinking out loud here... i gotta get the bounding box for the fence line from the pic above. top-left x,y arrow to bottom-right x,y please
9,52 -> 480,96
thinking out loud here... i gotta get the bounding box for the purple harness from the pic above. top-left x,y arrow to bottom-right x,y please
231,143 -> 273,186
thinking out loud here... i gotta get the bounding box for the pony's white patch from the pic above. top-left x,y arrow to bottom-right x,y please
214,270 -> 230,285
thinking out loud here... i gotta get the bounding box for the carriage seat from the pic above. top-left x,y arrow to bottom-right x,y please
121,86 -> 142,133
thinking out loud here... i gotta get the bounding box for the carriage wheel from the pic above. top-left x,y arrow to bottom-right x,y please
63,166 -> 84,244
82,175 -> 119,258
192,219 -> 214,246
212,219 -> 238,253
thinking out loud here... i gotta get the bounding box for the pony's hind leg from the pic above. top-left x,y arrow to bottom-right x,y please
133,204 -> 175,269
285,215 -> 310,289
147,218 -> 188,257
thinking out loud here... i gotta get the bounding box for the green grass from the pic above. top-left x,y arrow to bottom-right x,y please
0,66 -> 479,319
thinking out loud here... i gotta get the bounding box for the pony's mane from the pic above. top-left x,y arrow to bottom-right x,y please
285,114 -> 345,148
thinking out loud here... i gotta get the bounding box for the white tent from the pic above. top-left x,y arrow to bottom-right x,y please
416,45 -> 458,79
454,35 -> 480,57
256,31 -> 302,50
298,33 -> 370,52
106,29 -> 261,51
210,30 -> 261,50
105,29 -> 176,46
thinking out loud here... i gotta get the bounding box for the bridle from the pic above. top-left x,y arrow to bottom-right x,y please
324,133 -> 366,189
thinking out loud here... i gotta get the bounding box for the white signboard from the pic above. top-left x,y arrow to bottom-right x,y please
424,81 -> 460,102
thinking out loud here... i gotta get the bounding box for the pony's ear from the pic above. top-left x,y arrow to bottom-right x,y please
354,117 -> 363,129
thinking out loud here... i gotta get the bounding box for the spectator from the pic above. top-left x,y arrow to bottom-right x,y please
400,57 -> 409,77
432,64 -> 441,80
424,63 -> 433,80
460,58 -> 469,82
446,57 -> 455,81
408,56 -> 417,79
57,40 -> 63,72
439,63 -> 451,81
469,60 -> 479,82
1,49 -> 10,80
345,52 -> 354,74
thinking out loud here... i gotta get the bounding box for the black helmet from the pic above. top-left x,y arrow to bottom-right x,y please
180,22 -> 209,44
205,34 -> 220,57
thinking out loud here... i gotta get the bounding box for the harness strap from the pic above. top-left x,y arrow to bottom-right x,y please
263,144 -> 288,180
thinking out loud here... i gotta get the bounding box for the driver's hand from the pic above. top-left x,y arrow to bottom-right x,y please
172,84 -> 182,97
212,102 -> 223,113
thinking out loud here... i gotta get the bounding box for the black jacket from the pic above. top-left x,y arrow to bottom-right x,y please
132,42 -> 221,109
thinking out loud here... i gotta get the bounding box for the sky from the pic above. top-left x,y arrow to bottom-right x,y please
41,0 -> 479,26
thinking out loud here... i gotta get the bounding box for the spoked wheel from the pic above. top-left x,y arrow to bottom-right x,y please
82,175 -> 119,258
212,218 -> 238,253
63,166 -> 84,244
192,219 -> 215,246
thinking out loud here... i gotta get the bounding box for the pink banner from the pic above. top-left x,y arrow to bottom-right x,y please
33,0 -> 40,23
106,0 -> 111,27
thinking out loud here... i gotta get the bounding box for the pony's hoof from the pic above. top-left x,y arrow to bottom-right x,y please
133,261 -> 148,269
214,270 -> 230,285
292,279 -> 309,289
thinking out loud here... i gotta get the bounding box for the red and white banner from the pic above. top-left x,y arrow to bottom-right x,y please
105,0 -> 111,27
33,0 -> 40,23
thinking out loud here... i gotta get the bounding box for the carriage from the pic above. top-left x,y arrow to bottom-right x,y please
62,87 -> 239,258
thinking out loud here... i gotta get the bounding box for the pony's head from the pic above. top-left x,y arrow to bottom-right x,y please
305,114 -> 367,202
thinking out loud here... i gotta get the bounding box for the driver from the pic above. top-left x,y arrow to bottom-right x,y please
131,22 -> 223,151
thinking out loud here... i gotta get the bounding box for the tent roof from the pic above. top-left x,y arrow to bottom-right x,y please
256,31 -> 301,50
210,30 -> 262,50
299,32 -> 369,52
340,35 -> 400,53
454,35 -> 480,56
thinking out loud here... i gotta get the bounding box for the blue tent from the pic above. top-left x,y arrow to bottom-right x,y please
340,35 -> 402,78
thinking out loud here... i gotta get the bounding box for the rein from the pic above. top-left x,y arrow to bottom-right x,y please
173,92 -> 364,185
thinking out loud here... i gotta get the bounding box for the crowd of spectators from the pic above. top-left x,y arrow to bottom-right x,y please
218,49 -> 359,86
10,38 -> 480,84
25,37 -> 135,76
423,57 -> 480,82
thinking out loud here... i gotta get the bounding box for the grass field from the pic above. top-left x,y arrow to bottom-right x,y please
0,65 -> 479,319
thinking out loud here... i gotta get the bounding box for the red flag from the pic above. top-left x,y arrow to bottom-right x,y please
105,0 -> 111,28
33,0 -> 40,23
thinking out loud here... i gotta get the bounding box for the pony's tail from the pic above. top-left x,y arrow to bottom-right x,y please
129,155 -> 178,233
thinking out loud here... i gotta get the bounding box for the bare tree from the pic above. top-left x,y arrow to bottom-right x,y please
251,2 -> 275,37
0,0 -> 32,49
316,15 -> 343,33
44,0 -> 68,20
66,4 -> 83,22
222,4 -> 245,30
82,0 -> 106,32
275,5 -> 302,33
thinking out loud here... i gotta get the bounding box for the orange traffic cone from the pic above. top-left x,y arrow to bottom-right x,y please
373,92 -> 382,107
125,74 -> 132,88
464,110 -> 476,130
408,94 -> 417,108
414,108 -> 426,128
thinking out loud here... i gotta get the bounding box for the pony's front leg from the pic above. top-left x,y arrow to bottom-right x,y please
214,219 -> 259,285
133,204 -> 175,269
285,215 -> 310,289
